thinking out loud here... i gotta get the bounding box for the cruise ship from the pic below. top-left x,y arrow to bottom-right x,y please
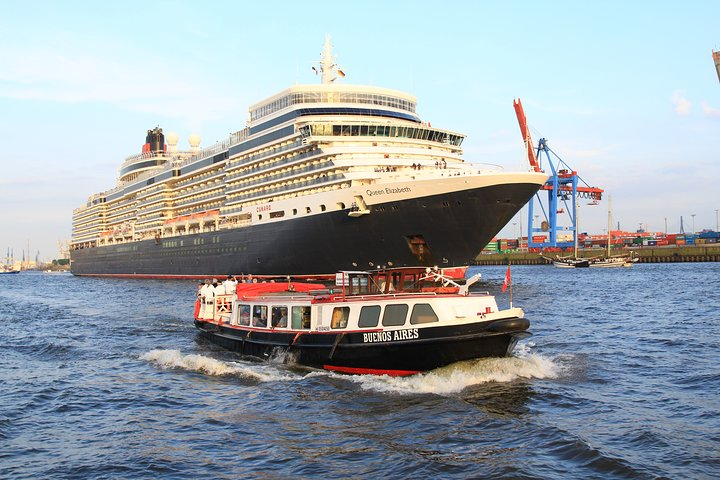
70,38 -> 547,278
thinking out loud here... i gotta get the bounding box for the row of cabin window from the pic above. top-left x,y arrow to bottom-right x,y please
233,303 -> 439,330
333,303 -> 439,329
236,305 -> 311,329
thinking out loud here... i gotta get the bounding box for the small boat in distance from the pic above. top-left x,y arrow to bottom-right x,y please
1,249 -> 19,274
545,198 -> 637,268
588,198 -> 636,268
193,267 -> 530,376
550,256 -> 590,268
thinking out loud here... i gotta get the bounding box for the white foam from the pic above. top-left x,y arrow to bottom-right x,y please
140,349 -> 297,382
345,352 -> 561,395
140,347 -> 564,393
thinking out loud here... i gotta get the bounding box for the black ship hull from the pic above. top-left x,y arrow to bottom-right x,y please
71,183 -> 539,277
194,317 -> 530,375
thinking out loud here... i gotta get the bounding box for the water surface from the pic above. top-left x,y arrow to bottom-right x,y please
1,264 -> 718,478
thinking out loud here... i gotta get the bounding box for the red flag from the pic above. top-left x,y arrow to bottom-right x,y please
502,264 -> 511,292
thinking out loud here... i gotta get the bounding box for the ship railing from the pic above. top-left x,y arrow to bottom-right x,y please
225,148 -> 320,182
226,174 -> 346,204
227,139 -> 305,171
218,218 -> 252,230
82,128 -> 248,203
225,160 -> 333,193
209,294 -> 235,324
120,151 -> 171,169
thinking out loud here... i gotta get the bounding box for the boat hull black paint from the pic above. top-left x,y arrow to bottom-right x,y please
71,183 -> 539,276
194,317 -> 531,374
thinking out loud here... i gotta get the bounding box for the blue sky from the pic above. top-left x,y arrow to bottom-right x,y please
1,1 -> 718,260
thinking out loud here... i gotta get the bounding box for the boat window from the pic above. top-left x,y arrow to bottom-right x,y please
331,307 -> 350,329
271,306 -> 288,328
252,305 -> 268,327
291,306 -> 311,329
410,303 -> 439,324
382,304 -> 408,327
358,305 -> 380,327
238,304 -> 251,326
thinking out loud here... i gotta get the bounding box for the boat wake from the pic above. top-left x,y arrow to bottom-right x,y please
140,349 -> 297,383
343,343 -> 561,395
141,344 -> 564,395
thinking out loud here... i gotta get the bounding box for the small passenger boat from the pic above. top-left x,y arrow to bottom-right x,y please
193,267 -> 530,376
548,256 -> 590,268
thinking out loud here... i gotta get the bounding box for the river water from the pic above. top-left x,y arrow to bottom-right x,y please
1,263 -> 718,479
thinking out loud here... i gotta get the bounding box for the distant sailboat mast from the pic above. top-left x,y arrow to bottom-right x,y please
574,201 -> 580,259
607,196 -> 612,258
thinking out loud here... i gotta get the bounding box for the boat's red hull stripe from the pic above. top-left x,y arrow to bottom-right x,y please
323,364 -> 421,377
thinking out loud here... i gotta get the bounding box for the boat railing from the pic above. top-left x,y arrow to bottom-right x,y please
315,291 -> 454,302
210,294 -> 236,324
236,293 -> 322,302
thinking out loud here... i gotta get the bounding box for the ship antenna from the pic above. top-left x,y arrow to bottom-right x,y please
313,35 -> 345,84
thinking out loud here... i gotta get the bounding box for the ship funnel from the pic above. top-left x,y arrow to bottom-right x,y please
143,127 -> 165,154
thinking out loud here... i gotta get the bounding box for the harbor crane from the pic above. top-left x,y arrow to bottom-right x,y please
513,99 -> 604,249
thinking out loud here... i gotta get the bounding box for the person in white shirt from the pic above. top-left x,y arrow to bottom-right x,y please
200,279 -> 214,319
212,278 -> 229,319
222,275 -> 237,295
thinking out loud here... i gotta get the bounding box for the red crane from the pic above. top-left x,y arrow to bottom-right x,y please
513,98 -> 604,248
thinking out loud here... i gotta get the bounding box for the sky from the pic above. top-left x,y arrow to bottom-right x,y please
1,0 -> 719,260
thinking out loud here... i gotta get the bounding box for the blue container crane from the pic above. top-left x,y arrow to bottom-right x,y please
513,99 -> 604,249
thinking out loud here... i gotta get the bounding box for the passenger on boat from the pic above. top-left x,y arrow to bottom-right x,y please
331,307 -> 349,329
200,279 -> 214,319
222,275 -> 237,294
238,304 -> 251,326
271,306 -> 288,328
252,305 -> 268,327
193,282 -> 203,319
212,278 -> 224,297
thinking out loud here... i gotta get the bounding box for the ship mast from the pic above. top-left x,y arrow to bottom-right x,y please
316,35 -> 344,84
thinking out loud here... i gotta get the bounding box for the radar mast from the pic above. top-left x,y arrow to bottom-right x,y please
315,35 -> 345,84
